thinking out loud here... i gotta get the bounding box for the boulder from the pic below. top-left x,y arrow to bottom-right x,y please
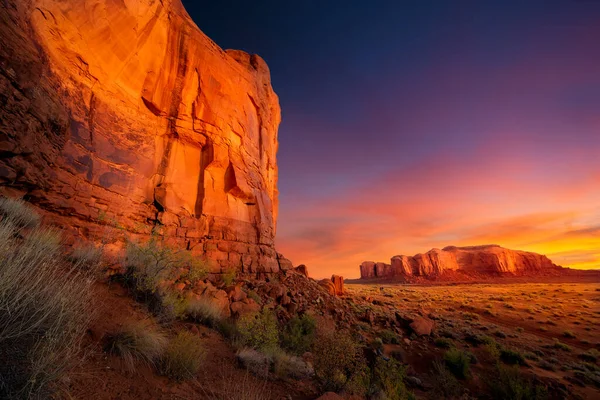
409,316 -> 434,336
294,264 -> 309,277
318,279 -> 336,296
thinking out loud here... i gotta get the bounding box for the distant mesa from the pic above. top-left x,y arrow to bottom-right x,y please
360,244 -> 570,280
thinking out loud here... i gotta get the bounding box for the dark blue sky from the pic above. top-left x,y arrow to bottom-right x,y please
182,0 -> 600,277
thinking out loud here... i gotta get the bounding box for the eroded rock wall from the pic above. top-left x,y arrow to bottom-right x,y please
360,245 -> 562,279
0,0 -> 283,274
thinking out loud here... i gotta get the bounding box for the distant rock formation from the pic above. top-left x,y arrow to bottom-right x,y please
0,0 -> 283,275
360,245 -> 564,279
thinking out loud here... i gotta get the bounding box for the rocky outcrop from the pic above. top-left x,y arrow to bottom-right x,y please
360,245 -> 563,279
0,0 -> 282,275
318,275 -> 345,296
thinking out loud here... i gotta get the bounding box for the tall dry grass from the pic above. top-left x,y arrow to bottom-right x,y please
0,197 -> 94,399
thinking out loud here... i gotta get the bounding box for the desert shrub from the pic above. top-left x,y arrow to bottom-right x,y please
222,268 -> 237,286
500,348 -> 527,366
379,329 -> 401,344
488,364 -> 548,400
551,338 -> 572,352
281,314 -> 316,355
580,348 -> 600,363
123,236 -> 201,295
160,331 -> 205,381
486,342 -> 501,360
444,348 -> 471,379
267,347 -> 314,380
494,330 -> 507,338
463,312 -> 479,321
105,322 -> 167,369
186,297 -> 223,327
246,289 -> 262,304
430,360 -> 462,399
216,318 -> 240,341
0,196 -> 41,230
562,330 -> 576,339
372,358 -> 413,400
186,258 -> 209,285
313,329 -> 363,392
435,337 -> 454,349
68,242 -> 103,269
237,308 -> 279,351
537,360 -> 556,371
0,202 -> 93,399
236,348 -> 271,378
523,352 -> 540,362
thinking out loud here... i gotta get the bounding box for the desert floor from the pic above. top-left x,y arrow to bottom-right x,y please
346,281 -> 600,399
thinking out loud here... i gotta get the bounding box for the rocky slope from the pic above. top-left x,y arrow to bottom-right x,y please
360,245 -> 565,279
0,0 -> 286,275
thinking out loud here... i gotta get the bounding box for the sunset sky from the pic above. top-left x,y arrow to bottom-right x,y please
185,0 -> 600,278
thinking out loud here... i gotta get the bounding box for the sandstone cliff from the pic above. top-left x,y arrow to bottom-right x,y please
0,0 -> 285,274
360,245 -> 563,279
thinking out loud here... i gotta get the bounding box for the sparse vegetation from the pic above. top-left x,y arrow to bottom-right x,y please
222,268 -> 237,286
281,314 -> 317,355
371,358 -> 413,400
186,297 -> 224,327
430,360 -> 462,398
0,198 -> 94,398
312,329 -> 363,392
237,308 -> 279,351
105,322 -> 168,369
562,330 -> 576,339
435,337 -> 454,349
488,364 -> 548,400
160,331 -> 205,381
500,348 -> 527,366
444,348 -> 471,379
68,242 -> 103,269
379,329 -> 401,344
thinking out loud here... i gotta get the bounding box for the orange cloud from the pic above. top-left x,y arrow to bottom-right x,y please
276,145 -> 600,279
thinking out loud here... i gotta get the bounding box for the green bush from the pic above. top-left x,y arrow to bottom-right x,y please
237,308 -> 279,351
222,268 -> 237,286
105,322 -> 167,369
562,330 -> 576,339
313,330 -> 363,392
0,199 -> 93,398
435,337 -> 454,349
372,358 -> 413,400
488,364 -> 548,400
580,348 -> 600,363
500,348 -> 527,366
379,329 -> 401,344
281,314 -> 316,355
444,348 -> 471,379
124,236 -> 203,295
160,331 -> 205,381
551,338 -> 572,352
430,360 -> 462,399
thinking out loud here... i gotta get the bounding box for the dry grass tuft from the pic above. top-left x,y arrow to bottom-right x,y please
0,197 -> 94,398
105,322 -> 168,369
160,331 -> 205,381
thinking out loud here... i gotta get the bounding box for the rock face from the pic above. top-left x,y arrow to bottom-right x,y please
0,0 -> 283,274
360,245 -> 563,279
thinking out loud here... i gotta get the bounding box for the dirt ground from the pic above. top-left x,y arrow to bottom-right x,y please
346,280 -> 600,400
64,282 -> 316,400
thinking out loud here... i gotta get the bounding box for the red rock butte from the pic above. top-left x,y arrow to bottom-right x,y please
360,245 -> 565,280
0,0 -> 291,274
